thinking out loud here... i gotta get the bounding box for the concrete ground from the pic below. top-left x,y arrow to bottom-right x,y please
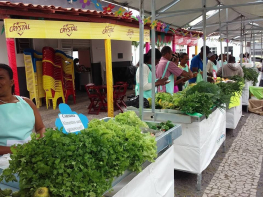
39,91 -> 263,197
174,111 -> 263,197
39,89 -> 135,128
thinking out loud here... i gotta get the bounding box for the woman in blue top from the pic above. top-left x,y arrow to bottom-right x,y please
0,64 -> 45,155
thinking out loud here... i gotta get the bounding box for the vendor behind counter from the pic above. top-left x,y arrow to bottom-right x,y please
0,64 -> 45,155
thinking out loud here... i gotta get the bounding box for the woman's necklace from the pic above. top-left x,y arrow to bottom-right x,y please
0,99 -> 8,104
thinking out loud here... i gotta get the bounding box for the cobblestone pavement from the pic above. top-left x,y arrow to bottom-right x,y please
202,113 -> 263,197
174,112 -> 263,197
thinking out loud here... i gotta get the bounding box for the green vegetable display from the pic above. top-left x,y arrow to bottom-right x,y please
229,75 -> 244,84
178,92 -> 214,117
155,92 -> 173,109
147,120 -> 174,132
154,87 -> 190,109
0,188 -> 12,196
242,66 -> 259,85
0,111 -> 157,197
217,75 -> 244,104
185,81 -> 229,110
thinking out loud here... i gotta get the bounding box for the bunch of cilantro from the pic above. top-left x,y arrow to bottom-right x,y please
0,111 -> 157,197
178,81 -> 229,117
217,75 -> 245,104
242,66 -> 259,85
186,81 -> 230,109
178,92 -> 214,117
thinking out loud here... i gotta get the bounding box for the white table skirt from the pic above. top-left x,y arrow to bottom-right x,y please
226,97 -> 242,129
173,108 -> 226,174
112,146 -> 174,197
242,81 -> 253,106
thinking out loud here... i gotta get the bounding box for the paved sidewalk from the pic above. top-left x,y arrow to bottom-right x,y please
203,113 -> 263,197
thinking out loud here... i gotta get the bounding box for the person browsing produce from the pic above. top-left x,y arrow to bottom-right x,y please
176,53 -> 191,90
0,64 -> 45,155
217,54 -> 227,69
207,53 -> 218,74
189,46 -> 211,83
217,56 -> 244,78
156,46 -> 193,94
135,49 -> 169,99
171,53 -> 180,93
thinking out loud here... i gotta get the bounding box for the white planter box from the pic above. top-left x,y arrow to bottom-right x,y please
226,97 -> 242,129
112,146 -> 174,197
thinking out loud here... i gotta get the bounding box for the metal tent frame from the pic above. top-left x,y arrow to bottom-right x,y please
107,0 -> 263,190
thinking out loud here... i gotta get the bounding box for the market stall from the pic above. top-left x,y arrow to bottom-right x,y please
242,66 -> 260,111
4,17 -> 150,116
242,80 -> 253,111
106,146 -> 175,197
129,106 -> 226,191
0,110 -> 182,197
226,96 -> 242,130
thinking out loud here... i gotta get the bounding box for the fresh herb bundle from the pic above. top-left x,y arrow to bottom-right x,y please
147,120 -> 174,131
0,112 -> 157,197
185,81 -> 229,110
217,75 -> 244,99
178,92 -> 214,117
229,75 -> 245,84
242,66 -> 259,85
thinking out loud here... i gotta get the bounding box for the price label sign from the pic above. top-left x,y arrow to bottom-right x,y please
55,104 -> 88,134
212,70 -> 217,80
58,114 -> 84,133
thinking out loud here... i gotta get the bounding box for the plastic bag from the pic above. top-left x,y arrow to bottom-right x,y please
125,95 -> 150,108
196,69 -> 203,83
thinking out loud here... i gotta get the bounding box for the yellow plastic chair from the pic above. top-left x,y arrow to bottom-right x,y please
24,54 -> 40,108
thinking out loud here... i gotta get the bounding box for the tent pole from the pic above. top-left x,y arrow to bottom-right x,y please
253,22 -> 256,67
187,46 -> 190,66
219,6 -> 223,77
139,0 -> 144,119
195,45 -> 198,55
6,38 -> 20,95
145,42 -> 150,53
226,8 -> 229,62
172,36 -> 176,53
252,26 -> 253,62
240,16 -> 243,67
202,0 -> 207,82
151,0 -> 156,114
261,32 -> 262,60
244,25 -> 247,54
105,39 -> 114,117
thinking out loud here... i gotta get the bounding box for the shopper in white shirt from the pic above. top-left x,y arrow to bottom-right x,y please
207,53 -> 217,75
135,49 -> 169,99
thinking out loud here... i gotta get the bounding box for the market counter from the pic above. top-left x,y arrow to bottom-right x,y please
172,108 -> 226,190
226,96 -> 242,130
128,107 -> 226,191
106,146 -> 174,197
0,124 -> 182,197
242,81 -> 253,108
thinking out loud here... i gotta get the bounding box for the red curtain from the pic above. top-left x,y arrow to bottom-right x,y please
6,38 -> 20,95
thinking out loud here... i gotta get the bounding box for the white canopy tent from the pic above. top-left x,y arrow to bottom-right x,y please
103,0 -> 263,190
103,0 -> 263,114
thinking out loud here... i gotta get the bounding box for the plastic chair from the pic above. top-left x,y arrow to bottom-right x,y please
113,83 -> 128,113
24,53 -> 39,107
85,84 -> 101,114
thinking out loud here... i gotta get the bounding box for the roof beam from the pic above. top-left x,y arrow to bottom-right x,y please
191,17 -> 263,29
220,28 -> 263,32
156,0 -> 181,14
156,1 -> 263,19
102,0 -> 151,15
0,9 -> 149,29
